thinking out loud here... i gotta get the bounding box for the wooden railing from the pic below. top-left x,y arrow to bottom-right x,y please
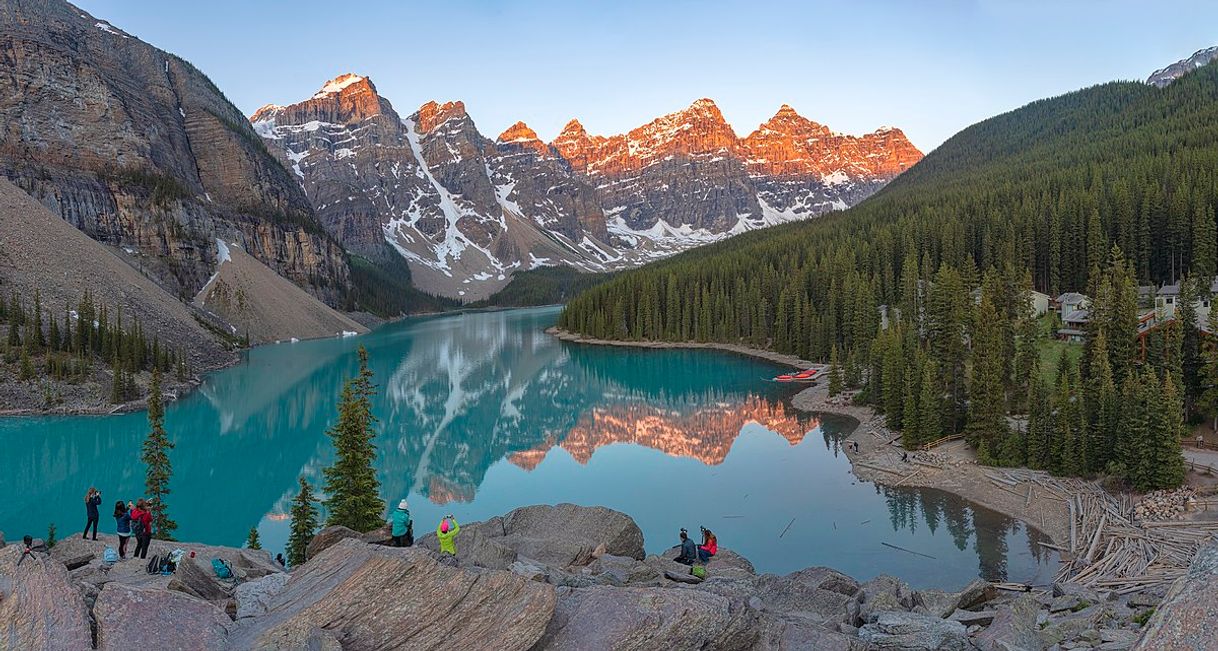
921,433 -> 965,451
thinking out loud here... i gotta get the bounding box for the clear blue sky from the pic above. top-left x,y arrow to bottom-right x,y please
74,0 -> 1217,152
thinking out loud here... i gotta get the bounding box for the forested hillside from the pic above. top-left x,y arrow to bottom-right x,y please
558,62 -> 1218,488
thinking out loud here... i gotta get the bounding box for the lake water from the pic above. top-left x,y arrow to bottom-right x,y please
0,307 -> 1056,589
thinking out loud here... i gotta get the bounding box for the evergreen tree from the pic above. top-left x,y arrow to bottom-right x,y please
966,295 -> 1009,458
916,361 -> 941,447
286,477 -> 318,567
1140,371 -> 1186,490
246,527 -> 262,550
142,368 -> 177,540
926,265 -> 968,433
827,345 -> 843,397
322,346 -> 385,532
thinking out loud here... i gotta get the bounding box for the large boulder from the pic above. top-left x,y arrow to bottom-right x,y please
858,611 -> 970,650
168,556 -> 231,602
305,525 -> 361,560
584,553 -> 664,586
48,536 -> 96,570
419,504 -> 644,571
753,566 -> 862,629
229,538 -> 556,651
235,572 -> 291,620
1135,541 -> 1218,651
974,595 -> 1043,651
93,583 -> 234,650
533,584 -> 760,650
0,545 -> 93,650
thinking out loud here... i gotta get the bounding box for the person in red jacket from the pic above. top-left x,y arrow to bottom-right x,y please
129,499 -> 153,559
697,526 -> 718,563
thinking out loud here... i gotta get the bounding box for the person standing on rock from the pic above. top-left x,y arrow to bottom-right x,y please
83,487 -> 102,540
437,515 -> 459,559
130,499 -> 153,559
697,527 -> 718,563
390,499 -> 413,547
113,500 -> 132,559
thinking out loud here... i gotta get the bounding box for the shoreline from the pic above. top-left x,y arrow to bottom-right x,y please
547,327 -> 815,370
549,326 -> 1072,547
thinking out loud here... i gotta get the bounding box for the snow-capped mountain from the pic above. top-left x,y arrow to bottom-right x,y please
1147,46 -> 1218,87
252,75 -> 922,299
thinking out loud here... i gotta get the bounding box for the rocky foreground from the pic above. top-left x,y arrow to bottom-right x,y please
0,504 -> 1213,650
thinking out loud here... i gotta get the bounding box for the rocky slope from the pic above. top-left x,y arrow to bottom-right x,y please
252,76 -> 921,300
1146,45 -> 1218,87
0,0 -> 350,305
1,503 -> 1201,650
193,238 -> 367,344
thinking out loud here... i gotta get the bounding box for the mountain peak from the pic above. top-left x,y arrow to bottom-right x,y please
416,100 -> 468,133
558,119 -> 587,137
498,121 -> 540,144
498,121 -> 548,156
311,73 -> 370,100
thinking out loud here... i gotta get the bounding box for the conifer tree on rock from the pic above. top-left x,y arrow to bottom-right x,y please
246,527 -> 262,550
322,346 -> 385,532
286,477 -> 318,568
142,367 -> 176,540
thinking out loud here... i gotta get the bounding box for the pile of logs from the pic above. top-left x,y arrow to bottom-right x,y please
1055,481 -> 1218,594
1133,488 -> 1197,521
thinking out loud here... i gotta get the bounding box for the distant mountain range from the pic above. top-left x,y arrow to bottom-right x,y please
250,76 -> 922,299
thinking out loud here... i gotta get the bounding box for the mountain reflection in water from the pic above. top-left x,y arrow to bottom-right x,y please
0,307 -> 1056,588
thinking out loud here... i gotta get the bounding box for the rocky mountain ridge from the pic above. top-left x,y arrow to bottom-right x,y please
1146,45 -> 1218,87
0,0 -> 350,307
252,75 -> 922,299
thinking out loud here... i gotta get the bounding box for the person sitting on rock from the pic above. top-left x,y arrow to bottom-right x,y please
437,515 -> 459,557
390,499 -> 413,547
675,528 -> 698,565
697,526 -> 718,563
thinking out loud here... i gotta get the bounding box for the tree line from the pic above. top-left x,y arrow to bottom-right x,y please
0,287 -> 188,403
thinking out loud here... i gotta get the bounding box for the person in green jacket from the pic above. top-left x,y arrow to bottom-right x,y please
390,499 -> 412,547
437,515 -> 459,556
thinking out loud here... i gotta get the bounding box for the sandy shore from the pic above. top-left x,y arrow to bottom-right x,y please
792,384 -> 1072,547
550,328 -> 1072,547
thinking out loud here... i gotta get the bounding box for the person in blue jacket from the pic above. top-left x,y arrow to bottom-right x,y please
113,500 -> 132,559
390,499 -> 413,547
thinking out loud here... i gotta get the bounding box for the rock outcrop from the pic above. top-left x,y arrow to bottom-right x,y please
1147,45 -> 1218,87
228,539 -> 557,651
1135,540 -> 1218,650
94,583 -> 233,651
0,0 -> 349,307
4,504 -> 1198,650
416,503 -> 645,569
253,76 -> 922,300
0,545 -> 93,651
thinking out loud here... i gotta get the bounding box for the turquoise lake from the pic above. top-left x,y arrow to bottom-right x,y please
0,306 -> 1056,589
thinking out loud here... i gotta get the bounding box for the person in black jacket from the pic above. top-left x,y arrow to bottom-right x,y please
674,528 -> 698,565
83,487 -> 102,540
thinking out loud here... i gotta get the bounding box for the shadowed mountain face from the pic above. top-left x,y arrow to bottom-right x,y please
0,0 -> 349,304
251,76 -> 921,299
0,308 -> 1055,586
